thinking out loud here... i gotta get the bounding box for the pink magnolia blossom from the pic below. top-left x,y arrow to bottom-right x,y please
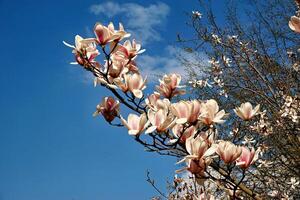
145,109 -> 175,133
185,133 -> 209,159
289,16 -> 300,33
156,74 -> 185,98
176,132 -> 217,176
145,93 -> 160,110
93,96 -> 120,122
63,35 -> 99,65
171,100 -> 202,124
187,158 -> 208,175
145,93 -> 171,111
114,39 -> 145,59
234,102 -> 260,120
107,55 -> 128,80
200,99 -> 226,125
114,73 -> 147,98
121,113 -> 149,136
236,146 -> 256,169
94,22 -> 130,45
216,141 -> 242,164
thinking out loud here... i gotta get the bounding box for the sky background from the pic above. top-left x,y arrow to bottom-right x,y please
0,0 -> 224,199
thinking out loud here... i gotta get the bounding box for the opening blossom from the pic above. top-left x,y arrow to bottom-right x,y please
156,74 -> 185,99
234,102 -> 260,120
236,147 -> 257,169
171,100 -> 202,124
200,99 -> 226,125
114,39 -> 145,60
114,73 -> 147,98
146,109 -> 175,134
94,22 -> 130,45
121,113 -> 149,136
93,96 -> 120,123
216,141 -> 242,164
63,35 -> 99,66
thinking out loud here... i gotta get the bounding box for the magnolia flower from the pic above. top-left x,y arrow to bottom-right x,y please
185,133 -> 209,159
107,55 -> 128,79
145,109 -> 174,133
114,73 -> 147,98
121,113 -> 149,136
145,93 -> 160,110
187,159 -> 207,175
236,147 -> 256,169
94,22 -> 130,45
145,93 -> 171,112
234,102 -> 260,120
171,100 -> 202,124
156,74 -> 185,98
216,141 -> 242,163
114,39 -> 145,59
185,152 -> 214,176
200,99 -> 226,125
93,97 -> 120,122
192,11 -> 202,18
177,132 -> 216,175
289,16 -> 300,33
63,35 -> 99,65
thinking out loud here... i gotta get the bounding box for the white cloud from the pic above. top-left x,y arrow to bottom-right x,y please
137,46 -> 208,82
90,1 -> 170,44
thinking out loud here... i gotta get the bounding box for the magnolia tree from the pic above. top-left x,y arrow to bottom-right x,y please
64,2 -> 299,199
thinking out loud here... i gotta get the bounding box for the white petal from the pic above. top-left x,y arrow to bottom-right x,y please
63,41 -> 75,48
145,126 -> 157,134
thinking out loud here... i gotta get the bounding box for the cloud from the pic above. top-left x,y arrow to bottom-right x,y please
137,46 -> 208,82
90,1 -> 170,44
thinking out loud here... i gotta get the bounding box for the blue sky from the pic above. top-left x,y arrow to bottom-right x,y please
0,0 -> 206,199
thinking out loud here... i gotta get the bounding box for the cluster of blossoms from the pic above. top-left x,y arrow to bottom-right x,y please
188,79 -> 211,88
64,21 -> 280,199
207,58 -> 229,98
279,95 -> 300,123
250,110 -> 273,136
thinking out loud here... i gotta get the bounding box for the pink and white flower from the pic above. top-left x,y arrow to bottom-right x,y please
171,100 -> 202,124
145,109 -> 175,133
216,141 -> 242,163
93,96 -> 120,122
114,73 -> 147,98
185,133 -> 210,159
121,113 -> 149,136
114,39 -> 145,59
234,102 -> 260,120
107,55 -> 128,80
156,74 -> 185,98
94,22 -> 130,45
200,99 -> 226,125
236,147 -> 256,169
63,35 -> 99,65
